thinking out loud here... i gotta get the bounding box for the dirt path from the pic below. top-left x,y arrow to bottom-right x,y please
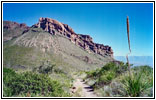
71,78 -> 97,97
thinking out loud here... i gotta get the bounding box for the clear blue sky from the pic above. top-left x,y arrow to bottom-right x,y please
3,3 -> 153,56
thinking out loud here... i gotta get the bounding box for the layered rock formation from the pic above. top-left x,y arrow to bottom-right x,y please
33,17 -> 113,57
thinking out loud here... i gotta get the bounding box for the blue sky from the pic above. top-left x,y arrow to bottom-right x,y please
3,3 -> 153,56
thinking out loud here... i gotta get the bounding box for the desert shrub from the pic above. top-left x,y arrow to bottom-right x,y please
122,65 -> 153,97
3,67 -> 16,83
86,69 -> 99,78
33,62 -> 65,75
3,67 -> 70,97
38,64 -> 54,74
100,62 -> 117,71
122,73 -> 147,97
53,67 -> 66,74
116,62 -> 128,74
34,61 -> 56,74
85,62 -> 153,97
3,68 -> 16,97
86,62 -> 128,89
98,71 -> 115,85
132,65 -> 153,88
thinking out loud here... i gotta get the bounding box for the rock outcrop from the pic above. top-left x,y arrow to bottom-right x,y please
33,17 -> 113,57
3,21 -> 29,41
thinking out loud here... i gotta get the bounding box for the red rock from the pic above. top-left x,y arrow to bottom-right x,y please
3,21 -> 29,41
33,17 -> 113,57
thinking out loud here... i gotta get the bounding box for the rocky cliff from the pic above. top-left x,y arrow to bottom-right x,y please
33,17 -> 113,57
3,21 -> 29,41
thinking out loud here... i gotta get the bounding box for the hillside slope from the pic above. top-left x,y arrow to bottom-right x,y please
3,18 -> 114,76
4,27 -> 113,74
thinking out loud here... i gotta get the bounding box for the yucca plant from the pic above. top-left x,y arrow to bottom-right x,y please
123,72 -> 149,97
123,18 -> 153,97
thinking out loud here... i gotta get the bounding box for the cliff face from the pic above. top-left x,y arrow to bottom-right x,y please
33,17 -> 113,57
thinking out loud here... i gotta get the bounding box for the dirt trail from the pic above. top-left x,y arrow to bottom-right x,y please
71,78 -> 97,97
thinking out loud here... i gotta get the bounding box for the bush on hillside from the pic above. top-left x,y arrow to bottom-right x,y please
122,65 -> 153,97
3,67 -> 70,97
86,62 -> 128,89
85,62 -> 153,97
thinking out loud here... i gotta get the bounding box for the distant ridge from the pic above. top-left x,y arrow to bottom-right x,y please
115,56 -> 153,67
3,21 -> 29,41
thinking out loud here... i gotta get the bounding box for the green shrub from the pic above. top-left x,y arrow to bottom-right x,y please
86,62 -> 128,89
3,67 -> 70,97
3,67 -> 16,84
95,71 -> 116,87
132,66 -> 153,88
116,62 -> 128,74
38,64 -> 54,74
54,68 -> 65,74
86,69 -> 99,78
85,62 -> 153,97
3,68 -> 16,97
122,66 -> 153,97
33,61 -> 56,74
3,83 -> 13,97
101,62 -> 116,71
33,61 -> 66,75
123,73 -> 147,96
